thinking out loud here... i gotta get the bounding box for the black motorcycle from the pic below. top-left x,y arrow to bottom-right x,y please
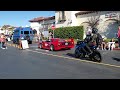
74,40 -> 102,62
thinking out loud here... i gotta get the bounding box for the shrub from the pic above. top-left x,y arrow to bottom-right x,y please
49,26 -> 84,40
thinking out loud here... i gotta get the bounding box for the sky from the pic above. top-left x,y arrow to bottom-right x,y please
0,11 -> 55,27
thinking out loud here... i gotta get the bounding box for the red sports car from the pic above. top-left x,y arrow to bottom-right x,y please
38,38 -> 75,51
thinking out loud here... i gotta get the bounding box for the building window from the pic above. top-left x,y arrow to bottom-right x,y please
62,11 -> 65,19
53,22 -> 55,25
24,31 -> 29,34
14,30 -> 19,35
58,11 -> 66,22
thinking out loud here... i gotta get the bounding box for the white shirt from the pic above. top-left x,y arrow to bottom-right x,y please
86,28 -> 92,35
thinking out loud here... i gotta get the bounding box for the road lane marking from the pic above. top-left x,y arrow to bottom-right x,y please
102,51 -> 109,55
26,49 -> 120,68
35,49 -> 49,52
30,46 -> 38,47
6,43 -> 120,68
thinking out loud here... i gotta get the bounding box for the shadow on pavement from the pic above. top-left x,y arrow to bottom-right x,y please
66,53 -> 91,61
54,49 -> 71,52
112,57 -> 120,62
66,53 -> 75,58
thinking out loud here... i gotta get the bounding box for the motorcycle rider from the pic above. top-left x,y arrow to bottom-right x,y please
86,27 -> 92,42
80,27 -> 100,56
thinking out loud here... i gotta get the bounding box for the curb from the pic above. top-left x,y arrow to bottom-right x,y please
6,43 -> 22,49
113,48 -> 120,50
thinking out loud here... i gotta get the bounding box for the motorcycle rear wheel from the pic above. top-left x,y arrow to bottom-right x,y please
74,50 -> 80,58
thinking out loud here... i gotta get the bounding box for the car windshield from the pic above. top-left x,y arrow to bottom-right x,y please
24,31 -> 29,34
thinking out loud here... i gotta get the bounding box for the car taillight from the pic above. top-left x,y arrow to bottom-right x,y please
65,40 -> 68,42
58,43 -> 61,46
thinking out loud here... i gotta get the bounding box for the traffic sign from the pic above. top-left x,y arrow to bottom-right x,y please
51,25 -> 55,30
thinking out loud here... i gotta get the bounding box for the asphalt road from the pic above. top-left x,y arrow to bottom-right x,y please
0,42 -> 120,79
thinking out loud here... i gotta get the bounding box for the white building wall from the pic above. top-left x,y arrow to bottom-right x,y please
30,19 -> 55,37
55,11 -> 72,28
77,11 -> 120,38
71,11 -> 80,26
0,30 -> 5,34
30,22 -> 40,35
39,19 -> 55,37
55,11 -> 120,38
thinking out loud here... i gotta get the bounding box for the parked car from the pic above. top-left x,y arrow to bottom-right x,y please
38,38 -> 75,51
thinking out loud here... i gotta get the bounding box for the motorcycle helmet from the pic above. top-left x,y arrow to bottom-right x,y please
92,28 -> 98,34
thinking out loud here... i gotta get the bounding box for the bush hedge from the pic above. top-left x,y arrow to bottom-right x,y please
49,26 -> 84,40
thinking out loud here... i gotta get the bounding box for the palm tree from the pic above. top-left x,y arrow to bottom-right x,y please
87,15 -> 100,29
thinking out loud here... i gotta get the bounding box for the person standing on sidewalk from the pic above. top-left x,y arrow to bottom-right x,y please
0,33 -> 7,49
117,25 -> 120,48
37,32 -> 42,42
0,33 -> 1,48
48,31 -> 53,40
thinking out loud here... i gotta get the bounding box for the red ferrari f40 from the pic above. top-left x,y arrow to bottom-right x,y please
38,38 -> 75,51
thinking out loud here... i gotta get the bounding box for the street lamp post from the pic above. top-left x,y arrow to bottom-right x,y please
43,19 -> 45,37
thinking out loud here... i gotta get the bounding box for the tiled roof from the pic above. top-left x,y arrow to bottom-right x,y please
75,11 -> 99,16
29,16 -> 55,22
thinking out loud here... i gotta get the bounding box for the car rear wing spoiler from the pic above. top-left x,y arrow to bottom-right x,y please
65,38 -> 74,42
65,38 -> 74,45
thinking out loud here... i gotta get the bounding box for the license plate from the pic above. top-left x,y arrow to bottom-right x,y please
65,42 -> 68,45
45,43 -> 48,46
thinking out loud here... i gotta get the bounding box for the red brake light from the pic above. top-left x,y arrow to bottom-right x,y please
58,43 -> 61,46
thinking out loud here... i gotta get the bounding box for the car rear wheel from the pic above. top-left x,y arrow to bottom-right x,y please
39,44 -> 42,49
50,45 -> 54,51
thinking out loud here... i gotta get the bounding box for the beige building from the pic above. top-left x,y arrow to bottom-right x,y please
29,16 -> 55,37
55,11 -> 120,39
55,11 -> 79,28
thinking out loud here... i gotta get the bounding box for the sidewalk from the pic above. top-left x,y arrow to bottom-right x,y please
113,48 -> 120,50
